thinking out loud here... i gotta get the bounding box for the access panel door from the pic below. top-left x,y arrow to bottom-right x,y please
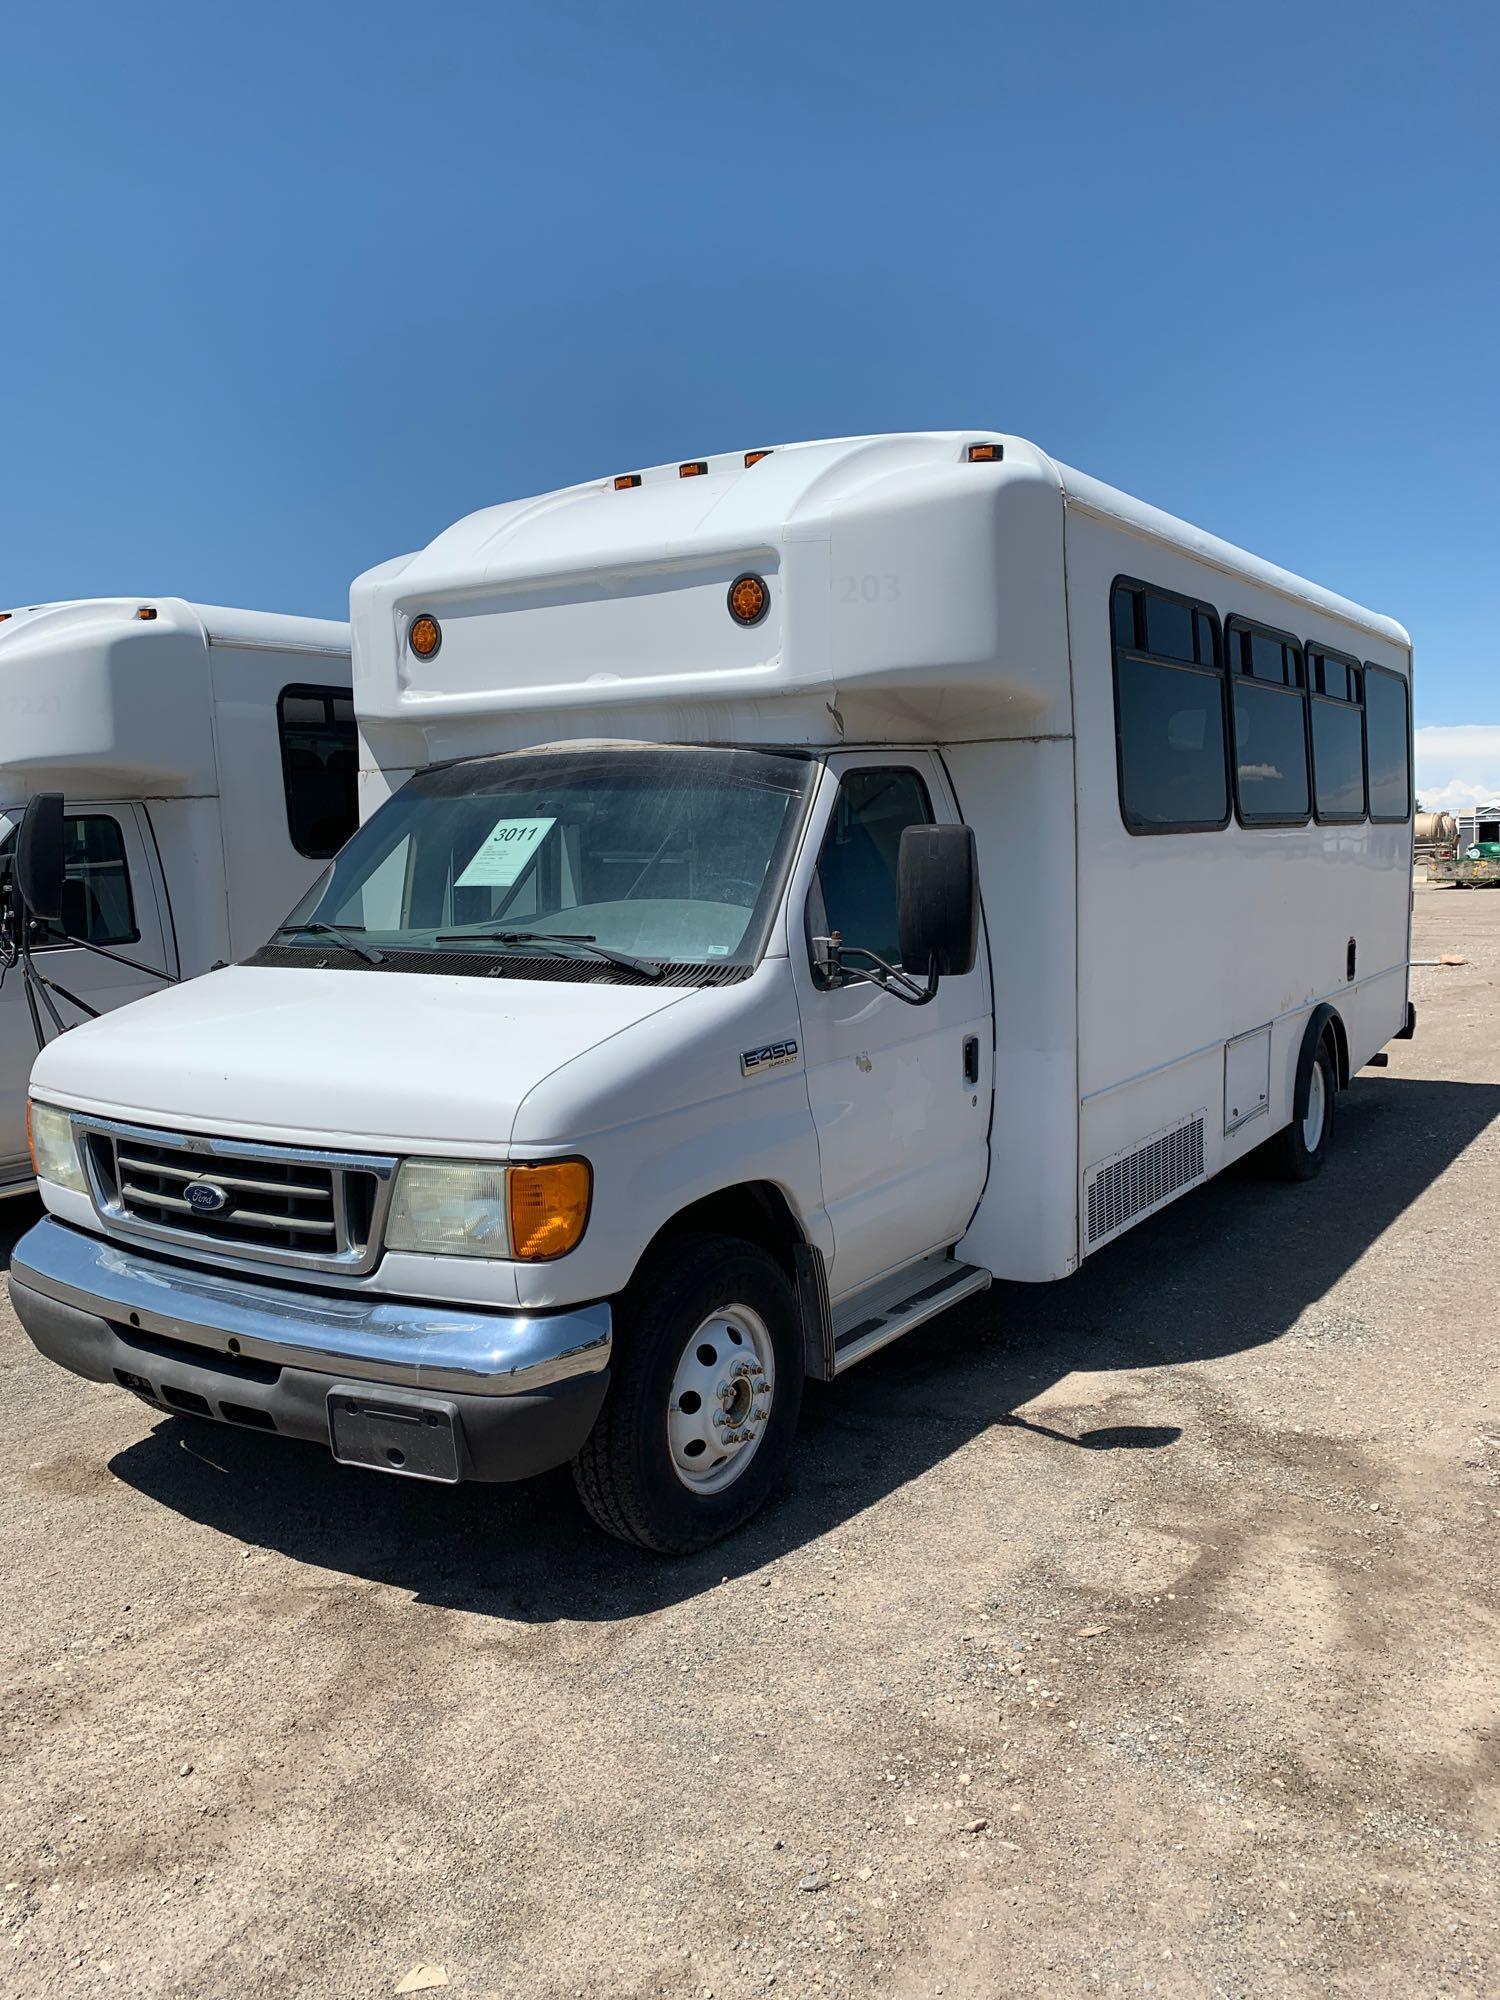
0,805 -> 172,1185
789,754 -> 992,1300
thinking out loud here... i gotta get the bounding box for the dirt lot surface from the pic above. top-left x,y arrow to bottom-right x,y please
0,883 -> 1496,1999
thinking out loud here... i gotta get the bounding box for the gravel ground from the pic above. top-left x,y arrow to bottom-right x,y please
0,882 -> 1495,2000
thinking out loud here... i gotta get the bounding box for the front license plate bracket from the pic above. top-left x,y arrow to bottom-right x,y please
327,1386 -> 462,1483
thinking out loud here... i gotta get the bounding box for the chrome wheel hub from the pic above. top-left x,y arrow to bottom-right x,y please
667,1304 -> 775,1495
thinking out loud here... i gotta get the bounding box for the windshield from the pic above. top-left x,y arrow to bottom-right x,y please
270,745 -> 816,977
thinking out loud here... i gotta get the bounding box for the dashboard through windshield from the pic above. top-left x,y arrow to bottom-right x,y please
268,745 -> 817,979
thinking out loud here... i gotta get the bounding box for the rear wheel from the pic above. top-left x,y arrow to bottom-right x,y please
1269,1036 -> 1336,1181
572,1234 -> 804,1553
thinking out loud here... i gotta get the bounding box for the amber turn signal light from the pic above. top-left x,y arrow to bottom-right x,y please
727,573 -> 770,627
408,613 -> 442,659
508,1159 -> 592,1262
966,442 -> 1003,463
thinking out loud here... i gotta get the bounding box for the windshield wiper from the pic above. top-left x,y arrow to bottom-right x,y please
274,920 -> 385,966
433,928 -> 663,980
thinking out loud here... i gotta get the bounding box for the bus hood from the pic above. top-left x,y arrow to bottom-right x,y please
28,963 -> 693,1153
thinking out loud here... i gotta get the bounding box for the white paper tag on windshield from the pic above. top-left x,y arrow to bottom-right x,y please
455,817 -> 555,887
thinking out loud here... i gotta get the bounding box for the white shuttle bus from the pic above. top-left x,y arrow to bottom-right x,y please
0,598 -> 354,1191
10,437 -> 1415,1552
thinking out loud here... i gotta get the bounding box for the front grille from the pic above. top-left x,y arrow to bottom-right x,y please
77,1117 -> 396,1275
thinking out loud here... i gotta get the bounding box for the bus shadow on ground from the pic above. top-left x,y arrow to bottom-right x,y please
106,1073 -> 1500,1620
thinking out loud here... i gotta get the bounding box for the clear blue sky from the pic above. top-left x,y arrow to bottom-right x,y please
4,0 -> 1496,745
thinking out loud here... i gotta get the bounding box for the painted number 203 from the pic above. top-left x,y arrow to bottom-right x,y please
836,574 -> 901,604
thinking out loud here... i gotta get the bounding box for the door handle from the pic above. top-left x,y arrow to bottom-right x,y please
962,1035 -> 981,1086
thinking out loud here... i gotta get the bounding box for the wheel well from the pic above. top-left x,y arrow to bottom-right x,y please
1322,1010 -> 1350,1089
635,1182 -> 807,1283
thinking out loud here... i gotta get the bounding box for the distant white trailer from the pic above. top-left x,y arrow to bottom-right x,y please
0,596 -> 353,1192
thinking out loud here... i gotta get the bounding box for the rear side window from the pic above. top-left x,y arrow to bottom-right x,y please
1110,580 -> 1228,833
810,767 -> 933,973
1226,618 -> 1310,825
1364,665 -> 1411,822
0,814 -> 139,946
1307,647 -> 1366,822
278,685 -> 358,859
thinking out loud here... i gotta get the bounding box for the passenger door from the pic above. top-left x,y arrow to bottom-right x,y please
0,805 -> 172,1187
789,754 -> 992,1299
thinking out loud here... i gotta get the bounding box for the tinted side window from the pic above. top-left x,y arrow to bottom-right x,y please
0,815 -> 140,946
1111,579 -> 1229,834
1364,666 -> 1411,821
1308,648 -> 1366,822
278,685 -> 358,860
1227,619 -> 1310,825
1310,703 -> 1366,820
812,767 -> 933,971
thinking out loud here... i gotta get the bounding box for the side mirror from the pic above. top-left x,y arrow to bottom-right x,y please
897,823 -> 979,980
16,793 -> 66,924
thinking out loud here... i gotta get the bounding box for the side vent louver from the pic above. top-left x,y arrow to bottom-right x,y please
1085,1112 -> 1206,1249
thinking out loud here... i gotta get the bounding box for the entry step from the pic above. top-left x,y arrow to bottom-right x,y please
831,1255 -> 992,1374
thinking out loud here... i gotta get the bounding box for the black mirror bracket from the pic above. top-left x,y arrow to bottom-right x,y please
811,933 -> 940,1008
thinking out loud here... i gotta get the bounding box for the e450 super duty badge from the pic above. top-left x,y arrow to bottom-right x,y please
741,1039 -> 799,1077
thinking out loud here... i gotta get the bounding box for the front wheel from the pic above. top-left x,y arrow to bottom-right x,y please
572,1234 -> 804,1553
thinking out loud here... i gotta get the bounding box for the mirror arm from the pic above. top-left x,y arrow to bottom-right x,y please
812,935 -> 939,1008
26,929 -> 178,983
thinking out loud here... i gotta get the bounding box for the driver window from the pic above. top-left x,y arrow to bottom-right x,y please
0,814 -> 139,948
809,767 -> 933,976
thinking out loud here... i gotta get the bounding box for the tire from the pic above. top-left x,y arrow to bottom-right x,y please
1269,1036 -> 1337,1181
572,1233 -> 805,1554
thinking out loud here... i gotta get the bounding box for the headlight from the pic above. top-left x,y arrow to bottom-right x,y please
384,1157 -> 592,1262
386,1160 -> 509,1258
27,1100 -> 87,1195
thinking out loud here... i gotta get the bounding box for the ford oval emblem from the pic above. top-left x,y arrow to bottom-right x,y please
184,1180 -> 229,1214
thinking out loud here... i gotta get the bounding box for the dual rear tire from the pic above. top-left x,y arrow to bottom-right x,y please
1268,1034 -> 1337,1181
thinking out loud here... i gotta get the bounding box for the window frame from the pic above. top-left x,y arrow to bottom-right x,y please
1306,643 -> 1368,825
1109,575 -> 1231,837
1362,661 -> 1413,824
1224,613 -> 1313,829
276,682 -> 359,862
805,761 -> 936,986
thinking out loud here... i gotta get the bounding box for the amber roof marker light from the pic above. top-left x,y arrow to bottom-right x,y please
727,573 -> 770,628
136,606 -> 158,620
408,613 -> 442,660
744,449 -> 773,468
613,473 -> 641,490
679,460 -> 708,478
966,442 -> 1004,463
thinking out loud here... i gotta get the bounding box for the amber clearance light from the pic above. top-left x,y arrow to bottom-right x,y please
508,1159 -> 592,1262
727,573 -> 770,627
408,613 -> 442,659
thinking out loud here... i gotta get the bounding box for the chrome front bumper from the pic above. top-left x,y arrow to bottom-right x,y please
10,1216 -> 613,1484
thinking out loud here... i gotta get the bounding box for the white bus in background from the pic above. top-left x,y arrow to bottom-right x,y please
11,435 -> 1415,1552
0,597 -> 354,1193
